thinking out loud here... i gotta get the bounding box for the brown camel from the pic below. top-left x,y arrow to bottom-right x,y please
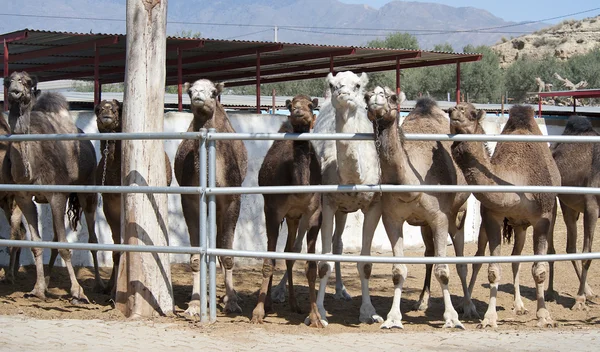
0,108 -> 26,284
174,78 -> 248,316
4,71 -> 103,302
450,102 -> 560,328
251,94 -> 322,327
549,115 -> 599,310
364,87 -> 473,329
94,99 -> 173,294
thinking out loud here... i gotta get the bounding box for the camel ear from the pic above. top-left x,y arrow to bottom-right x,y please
364,91 -> 374,105
311,98 -> 318,111
397,91 -> 406,106
183,82 -> 191,95
112,99 -> 122,112
359,72 -> 369,87
30,75 -> 38,89
285,99 -> 292,111
310,114 -> 316,130
215,82 -> 225,96
476,109 -> 486,122
94,102 -> 101,116
326,72 -> 334,85
3,76 -> 9,89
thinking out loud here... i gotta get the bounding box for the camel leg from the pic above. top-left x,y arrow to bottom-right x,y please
479,210 -> 502,329
573,199 -> 598,310
284,217 -> 302,314
102,193 -> 122,296
468,222 -> 487,296
358,202 -> 383,325
271,213 -> 307,303
313,197 -> 336,327
80,193 -> 104,292
451,221 -> 479,319
17,198 -> 47,300
532,212 -> 556,328
218,194 -> 243,314
380,212 -> 405,329
46,232 -> 59,288
332,211 -> 351,300
4,200 -> 25,284
305,206 -> 323,328
430,216 -> 463,329
251,207 -> 280,324
182,194 -> 202,317
511,226 -> 528,315
49,194 -> 89,304
546,201 -> 560,302
415,225 -> 433,311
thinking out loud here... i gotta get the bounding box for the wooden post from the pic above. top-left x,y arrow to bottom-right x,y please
116,0 -> 173,318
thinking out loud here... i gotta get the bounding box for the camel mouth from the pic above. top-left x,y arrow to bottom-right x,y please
191,98 -> 206,106
9,91 -> 23,99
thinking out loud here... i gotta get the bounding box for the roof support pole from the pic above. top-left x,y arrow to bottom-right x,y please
256,50 -> 261,114
395,56 -> 401,107
94,43 -> 100,107
539,95 -> 542,118
3,39 -> 8,112
456,62 -> 461,104
177,47 -> 183,112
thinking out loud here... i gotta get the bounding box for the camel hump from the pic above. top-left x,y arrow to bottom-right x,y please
33,92 -> 69,114
414,97 -> 438,115
563,115 -> 596,135
504,105 -> 539,134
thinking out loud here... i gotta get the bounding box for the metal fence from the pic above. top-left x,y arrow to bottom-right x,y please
2,128 -> 600,323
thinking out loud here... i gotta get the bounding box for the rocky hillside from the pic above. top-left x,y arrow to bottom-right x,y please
492,15 -> 600,67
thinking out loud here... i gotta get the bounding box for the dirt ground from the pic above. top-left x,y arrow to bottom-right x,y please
1,208 -> 600,337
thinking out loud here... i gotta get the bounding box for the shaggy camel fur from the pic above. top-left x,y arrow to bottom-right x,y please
549,115 -> 599,310
365,87 -> 473,329
4,71 -> 102,302
450,103 -> 560,328
94,99 -> 173,294
175,79 -> 248,315
310,71 -> 382,327
251,95 -> 322,327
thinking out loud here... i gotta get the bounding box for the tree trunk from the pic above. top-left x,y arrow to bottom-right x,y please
116,0 -> 173,318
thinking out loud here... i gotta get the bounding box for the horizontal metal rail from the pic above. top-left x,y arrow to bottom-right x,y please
1,131 -> 600,143
1,239 -> 598,265
0,184 -> 199,194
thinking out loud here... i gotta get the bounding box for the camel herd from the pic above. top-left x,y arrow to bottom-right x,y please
1,70 -> 599,330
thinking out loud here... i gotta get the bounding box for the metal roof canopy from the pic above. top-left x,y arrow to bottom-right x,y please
1,28 -> 481,111
538,89 -> 600,117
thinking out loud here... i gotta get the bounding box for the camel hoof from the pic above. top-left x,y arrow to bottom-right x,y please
461,304 -> 480,320
514,307 -> 529,315
24,290 -> 46,301
380,319 -> 404,329
250,316 -> 264,324
536,318 -> 557,328
184,302 -> 201,317
571,301 -> 588,311
304,315 -> 328,327
333,287 -> 352,301
359,314 -> 384,324
224,301 -> 243,314
414,300 -> 428,311
443,320 -> 465,329
477,319 -> 498,329
271,286 -> 287,303
71,297 -> 89,305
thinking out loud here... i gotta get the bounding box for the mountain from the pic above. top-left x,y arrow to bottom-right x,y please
0,0 -> 546,51
492,15 -> 600,67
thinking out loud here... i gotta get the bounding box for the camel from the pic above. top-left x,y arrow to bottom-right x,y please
174,78 -> 248,316
450,102 -> 560,328
94,99 -> 173,294
307,71 -> 382,327
251,94 -> 322,327
364,87 -> 473,329
553,73 -> 588,90
548,115 -> 599,310
4,71 -> 102,302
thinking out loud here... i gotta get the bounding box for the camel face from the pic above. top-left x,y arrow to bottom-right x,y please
286,95 -> 318,131
95,99 -> 122,132
4,71 -> 36,106
365,86 -> 401,125
326,71 -> 368,110
185,79 -> 223,113
448,102 -> 485,135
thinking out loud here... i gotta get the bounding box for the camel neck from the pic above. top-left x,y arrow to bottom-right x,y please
292,140 -> 312,186
8,101 -> 34,132
191,104 -> 223,131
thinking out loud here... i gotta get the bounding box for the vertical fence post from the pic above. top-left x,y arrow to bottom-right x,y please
207,127 -> 217,322
199,128 -> 208,322
3,39 -> 9,112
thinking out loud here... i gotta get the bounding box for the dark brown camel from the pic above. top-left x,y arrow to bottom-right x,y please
94,99 -> 173,294
174,79 -> 248,316
251,94 -> 322,327
4,71 -> 102,302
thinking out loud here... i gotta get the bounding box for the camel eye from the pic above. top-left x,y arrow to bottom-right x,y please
355,84 -> 360,89
329,83 -> 334,90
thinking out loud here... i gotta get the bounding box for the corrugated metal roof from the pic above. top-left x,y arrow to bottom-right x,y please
0,28 -> 481,86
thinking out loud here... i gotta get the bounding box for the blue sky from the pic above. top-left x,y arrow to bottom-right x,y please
339,0 -> 600,23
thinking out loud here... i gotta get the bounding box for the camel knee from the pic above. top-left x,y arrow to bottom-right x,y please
358,262 -> 372,280
261,260 -> 274,279
392,264 -> 407,285
434,264 -> 450,285
58,248 -> 72,261
190,254 -> 200,272
488,263 -> 501,284
221,256 -> 234,270
456,263 -> 467,278
319,261 -> 332,279
532,262 -> 548,284
305,261 -> 317,281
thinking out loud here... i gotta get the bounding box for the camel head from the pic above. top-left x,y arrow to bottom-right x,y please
95,99 -> 123,133
448,102 -> 486,135
185,79 -> 224,115
364,86 -> 406,128
4,71 -> 38,107
285,94 -> 318,132
326,71 -> 368,110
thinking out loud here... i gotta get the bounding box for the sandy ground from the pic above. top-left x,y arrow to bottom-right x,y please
1,209 -> 600,351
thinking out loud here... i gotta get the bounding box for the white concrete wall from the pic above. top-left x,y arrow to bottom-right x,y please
0,111 -> 571,267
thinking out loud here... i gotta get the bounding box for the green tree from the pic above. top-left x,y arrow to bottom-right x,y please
460,45 -> 503,103
504,54 -> 563,102
365,32 -> 420,91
